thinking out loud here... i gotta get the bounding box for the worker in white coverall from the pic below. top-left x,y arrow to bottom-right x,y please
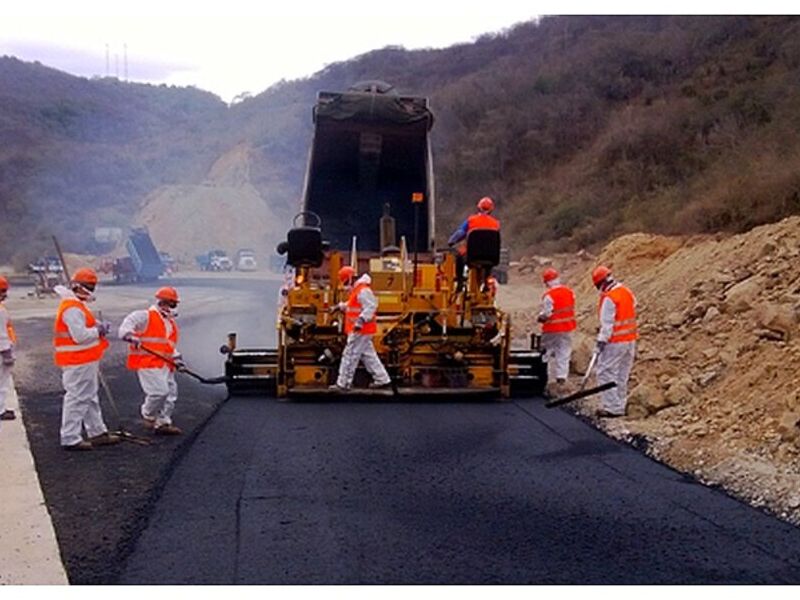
330,266 -> 392,391
592,265 -> 638,418
119,287 -> 184,435
0,276 -> 18,422
53,268 -> 120,451
537,268 -> 576,397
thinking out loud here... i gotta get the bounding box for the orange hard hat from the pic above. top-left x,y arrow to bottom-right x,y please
72,267 -> 98,286
477,196 -> 494,212
155,286 -> 179,303
542,268 -> 559,283
338,266 -> 355,283
592,265 -> 612,287
0,275 -> 8,290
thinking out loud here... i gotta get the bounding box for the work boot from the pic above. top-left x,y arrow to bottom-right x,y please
88,432 -> 122,446
62,440 -> 93,451
368,381 -> 392,390
142,416 -> 156,430
154,424 -> 183,436
328,384 -> 348,393
0,409 -> 16,421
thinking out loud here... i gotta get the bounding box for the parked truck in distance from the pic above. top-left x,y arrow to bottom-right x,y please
235,249 -> 258,271
196,249 -> 234,272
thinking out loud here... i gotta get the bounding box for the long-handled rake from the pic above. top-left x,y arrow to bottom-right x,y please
545,349 -> 617,409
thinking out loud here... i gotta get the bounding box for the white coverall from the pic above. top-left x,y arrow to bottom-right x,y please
118,307 -> 179,427
596,282 -> 637,416
55,286 -> 111,446
336,275 -> 391,389
0,302 -> 15,418
537,278 -> 573,382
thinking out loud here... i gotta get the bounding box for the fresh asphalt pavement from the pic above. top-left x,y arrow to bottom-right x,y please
17,274 -> 800,584
121,384 -> 800,583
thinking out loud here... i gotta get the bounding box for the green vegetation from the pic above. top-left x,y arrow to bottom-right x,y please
2,16 -> 800,265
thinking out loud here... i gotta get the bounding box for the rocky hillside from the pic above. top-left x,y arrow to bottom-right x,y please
134,144 -> 286,262
499,216 -> 800,523
3,16 -> 800,267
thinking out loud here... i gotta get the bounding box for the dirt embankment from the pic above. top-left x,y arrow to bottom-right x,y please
499,216 -> 800,524
134,143 -> 286,264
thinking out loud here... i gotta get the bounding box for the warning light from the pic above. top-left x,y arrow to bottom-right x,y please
411,192 -> 424,203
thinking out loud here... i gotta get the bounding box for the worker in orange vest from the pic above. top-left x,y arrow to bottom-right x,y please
119,287 -> 184,435
447,196 -> 500,291
330,266 -> 391,392
592,265 -> 638,418
53,268 -> 119,450
1,276 -> 18,422
537,268 -> 576,397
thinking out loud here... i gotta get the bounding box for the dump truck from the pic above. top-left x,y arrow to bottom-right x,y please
222,81 -> 546,398
125,227 -> 164,282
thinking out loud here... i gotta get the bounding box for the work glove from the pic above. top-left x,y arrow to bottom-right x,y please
536,314 -> 548,323
173,355 -> 187,372
354,317 -> 364,332
97,321 -> 112,338
1,348 -> 14,366
595,341 -> 607,354
122,334 -> 141,348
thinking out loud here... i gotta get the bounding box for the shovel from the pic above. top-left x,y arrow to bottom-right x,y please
133,344 -> 229,385
545,349 -> 616,408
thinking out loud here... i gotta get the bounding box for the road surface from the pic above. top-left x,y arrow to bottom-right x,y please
14,274 -> 800,584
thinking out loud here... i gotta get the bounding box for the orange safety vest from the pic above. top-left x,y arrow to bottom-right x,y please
541,285 -> 577,333
1,303 -> 16,345
345,283 -> 377,335
53,299 -> 109,367
127,308 -> 179,370
458,213 -> 501,255
598,284 -> 638,343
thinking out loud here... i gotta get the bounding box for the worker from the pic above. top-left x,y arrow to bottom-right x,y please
53,268 -> 119,450
447,196 -> 500,291
119,287 -> 184,435
592,265 -> 638,418
330,266 -> 392,391
1,276 -> 17,422
537,267 -> 576,397
485,275 -> 499,301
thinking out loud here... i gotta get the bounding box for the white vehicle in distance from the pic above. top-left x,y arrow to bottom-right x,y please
236,248 -> 258,271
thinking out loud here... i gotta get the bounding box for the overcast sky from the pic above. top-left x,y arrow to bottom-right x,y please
2,1 -> 791,103
1,2 -> 542,103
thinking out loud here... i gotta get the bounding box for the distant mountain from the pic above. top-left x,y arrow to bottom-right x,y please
2,15 -> 800,266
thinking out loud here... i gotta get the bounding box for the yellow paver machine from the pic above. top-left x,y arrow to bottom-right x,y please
222,81 -> 546,398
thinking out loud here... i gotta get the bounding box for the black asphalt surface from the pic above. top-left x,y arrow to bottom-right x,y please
121,396 -> 800,584
17,275 -> 800,584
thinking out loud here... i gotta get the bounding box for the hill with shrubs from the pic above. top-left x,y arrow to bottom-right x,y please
2,15 -> 799,265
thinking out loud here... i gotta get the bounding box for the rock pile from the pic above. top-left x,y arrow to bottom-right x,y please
498,216 -> 800,524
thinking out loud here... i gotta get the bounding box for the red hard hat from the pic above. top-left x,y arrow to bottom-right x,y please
477,196 -> 494,212
155,286 -> 179,303
72,267 -> 98,286
592,265 -> 612,287
542,268 -> 559,283
0,275 -> 9,291
338,266 -> 355,283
